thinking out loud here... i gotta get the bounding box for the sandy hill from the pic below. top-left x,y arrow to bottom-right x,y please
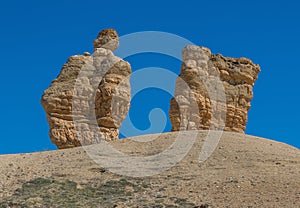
0,131 -> 299,207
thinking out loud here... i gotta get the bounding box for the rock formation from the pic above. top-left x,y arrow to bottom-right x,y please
170,45 -> 260,133
93,28 -> 119,51
42,29 -> 260,149
41,29 -> 131,149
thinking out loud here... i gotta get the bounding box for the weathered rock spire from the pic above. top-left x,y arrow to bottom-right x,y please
170,45 -> 260,133
41,29 -> 131,149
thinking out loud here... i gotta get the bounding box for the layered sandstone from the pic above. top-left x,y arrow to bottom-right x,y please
41,29 -> 131,149
170,45 -> 260,133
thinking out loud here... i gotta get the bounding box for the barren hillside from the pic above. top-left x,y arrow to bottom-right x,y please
0,131 -> 299,207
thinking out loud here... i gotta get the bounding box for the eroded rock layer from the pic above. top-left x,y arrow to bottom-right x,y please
41,29 -> 131,149
170,45 -> 260,133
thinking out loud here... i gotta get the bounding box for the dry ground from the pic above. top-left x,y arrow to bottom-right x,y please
0,131 -> 299,207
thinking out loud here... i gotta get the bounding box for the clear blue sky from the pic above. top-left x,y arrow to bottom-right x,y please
0,0 -> 299,154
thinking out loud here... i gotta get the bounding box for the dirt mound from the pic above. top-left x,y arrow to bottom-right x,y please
0,131 -> 299,207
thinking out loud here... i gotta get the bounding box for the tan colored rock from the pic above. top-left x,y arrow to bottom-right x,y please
83,52 -> 90,56
41,29 -> 131,149
93,28 -> 119,51
94,49 -> 131,141
170,45 -> 260,133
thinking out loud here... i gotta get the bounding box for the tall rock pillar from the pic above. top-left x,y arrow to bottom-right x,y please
41,29 -> 131,149
170,45 -> 260,133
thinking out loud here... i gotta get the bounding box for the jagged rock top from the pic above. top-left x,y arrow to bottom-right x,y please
170,45 -> 260,133
93,28 -> 119,51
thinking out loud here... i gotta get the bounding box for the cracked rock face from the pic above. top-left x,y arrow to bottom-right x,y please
41,29 -> 131,149
170,45 -> 260,133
